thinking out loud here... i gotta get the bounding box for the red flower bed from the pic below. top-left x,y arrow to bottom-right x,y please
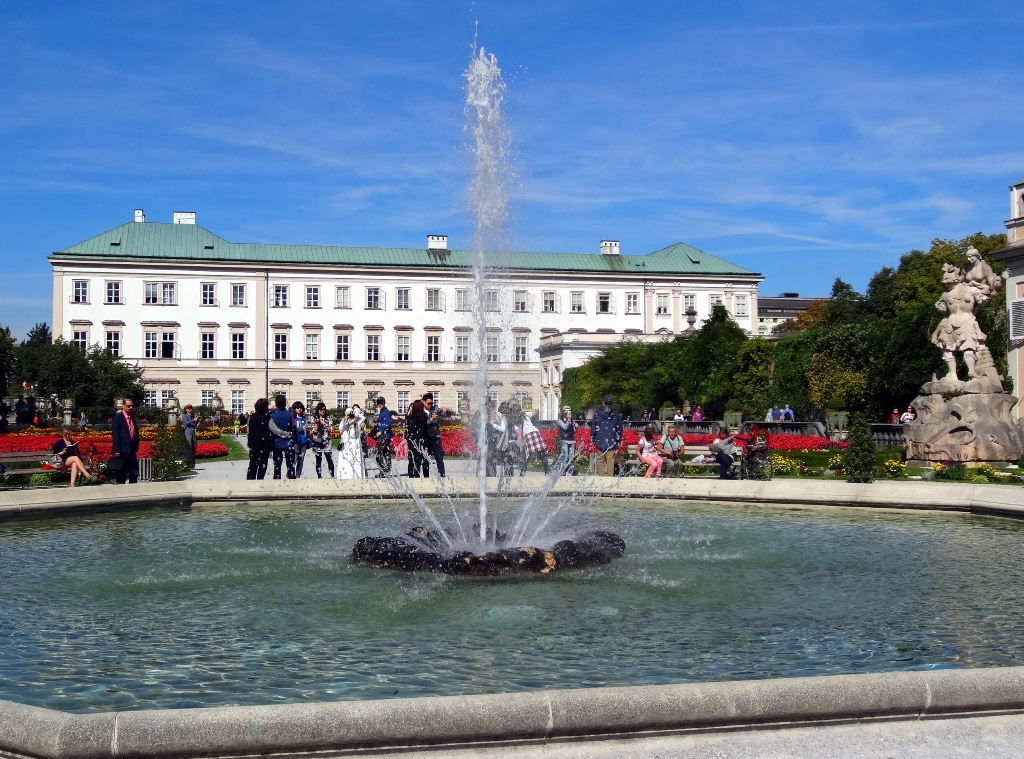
0,435 -> 152,461
195,442 -> 228,458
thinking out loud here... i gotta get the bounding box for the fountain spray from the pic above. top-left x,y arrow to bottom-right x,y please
464,34 -> 511,545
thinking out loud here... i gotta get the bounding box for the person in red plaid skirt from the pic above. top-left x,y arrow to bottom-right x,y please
516,410 -> 549,475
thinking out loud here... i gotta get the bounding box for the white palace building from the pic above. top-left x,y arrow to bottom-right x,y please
49,210 -> 763,419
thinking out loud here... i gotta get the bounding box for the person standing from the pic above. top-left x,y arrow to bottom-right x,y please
422,393 -> 448,478
110,397 -> 140,484
310,402 -> 335,479
291,401 -> 309,478
336,405 -> 365,479
555,405 -> 577,475
374,397 -> 393,477
900,406 -> 916,424
516,410 -> 549,475
268,395 -> 296,479
181,404 -> 197,460
591,395 -> 623,477
246,398 -> 274,480
691,405 -> 704,423
404,399 -> 429,478
887,407 -> 901,424
782,404 -> 795,422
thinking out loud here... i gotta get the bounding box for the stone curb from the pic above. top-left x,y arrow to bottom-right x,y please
3,476 -> 1024,522
2,667 -> 1024,758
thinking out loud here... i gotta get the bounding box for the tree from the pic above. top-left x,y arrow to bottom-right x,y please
843,413 -> 876,483
16,323 -> 52,388
0,325 -> 15,397
33,339 -> 96,405
675,305 -> 747,417
89,347 -> 144,408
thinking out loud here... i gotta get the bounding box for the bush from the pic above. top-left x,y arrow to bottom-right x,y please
827,397 -> 846,412
882,459 -> 905,478
135,406 -> 166,424
843,413 -> 876,483
152,421 -> 193,481
934,461 -> 967,482
725,399 -> 744,413
769,452 -> 800,475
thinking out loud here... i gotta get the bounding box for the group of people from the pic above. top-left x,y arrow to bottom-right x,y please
640,405 -> 705,424
475,399 -> 565,477
887,406 -> 917,424
243,393 -> 451,481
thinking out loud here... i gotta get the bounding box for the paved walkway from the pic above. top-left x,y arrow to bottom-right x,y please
382,713 -> 1024,759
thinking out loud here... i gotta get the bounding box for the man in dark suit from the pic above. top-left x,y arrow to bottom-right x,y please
111,397 -> 140,484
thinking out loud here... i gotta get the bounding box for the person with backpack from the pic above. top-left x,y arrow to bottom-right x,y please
373,397 -> 393,477
291,401 -> 310,478
245,398 -> 274,480
268,395 -> 296,479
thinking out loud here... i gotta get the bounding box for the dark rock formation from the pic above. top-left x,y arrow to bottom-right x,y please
352,529 -> 625,576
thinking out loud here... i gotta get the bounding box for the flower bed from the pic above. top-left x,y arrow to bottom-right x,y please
0,434 -> 151,461
195,442 -> 229,458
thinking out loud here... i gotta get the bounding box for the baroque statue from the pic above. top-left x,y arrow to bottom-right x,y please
905,248 -> 1023,463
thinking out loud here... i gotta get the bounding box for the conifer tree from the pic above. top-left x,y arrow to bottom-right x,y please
843,413 -> 876,483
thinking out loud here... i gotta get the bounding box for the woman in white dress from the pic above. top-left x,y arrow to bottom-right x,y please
336,405 -> 365,479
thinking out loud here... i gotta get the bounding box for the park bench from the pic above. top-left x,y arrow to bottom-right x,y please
0,450 -> 57,486
593,445 -> 713,477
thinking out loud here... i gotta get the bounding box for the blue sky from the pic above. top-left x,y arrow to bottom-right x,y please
1,1 -> 1021,338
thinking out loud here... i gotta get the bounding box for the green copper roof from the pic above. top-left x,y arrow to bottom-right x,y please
52,222 -> 760,277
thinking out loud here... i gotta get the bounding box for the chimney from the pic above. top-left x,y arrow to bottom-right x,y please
172,211 -> 196,225
600,240 -> 620,256
427,234 -> 448,251
134,209 -> 145,223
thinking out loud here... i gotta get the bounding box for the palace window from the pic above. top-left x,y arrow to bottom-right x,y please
455,289 -> 470,311
597,293 -> 613,314
710,294 -> 724,307
231,332 -> 245,359
162,283 -> 176,305
484,290 -> 499,311
201,283 -> 216,306
105,331 -> 120,356
145,283 -> 158,304
200,390 -> 215,406
543,291 -> 558,313
397,391 -> 410,415
231,390 -> 245,415
396,335 -> 410,361
396,288 -> 410,310
426,288 -> 443,311
625,293 -> 639,314
684,294 -> 696,311
306,286 -> 320,308
366,334 -> 380,361
305,391 -> 321,407
335,286 -> 350,308
161,332 -> 176,359
336,391 -> 350,408
514,290 -> 528,312
106,281 -> 121,304
305,334 -> 319,361
734,295 -> 748,316
336,334 -> 350,361
144,332 -> 158,358
231,284 -> 246,307
456,336 -> 470,362
274,333 -> 288,361
570,292 -> 584,313
72,330 -> 88,350
201,332 -> 215,359
486,336 -> 499,362
514,336 -> 528,362
144,390 -> 159,407
426,335 -> 440,362
656,294 -> 669,315
273,286 -> 289,308
73,281 -> 89,303
366,287 -> 381,310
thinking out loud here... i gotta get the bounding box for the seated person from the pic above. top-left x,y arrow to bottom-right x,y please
52,429 -> 94,487
657,425 -> 685,477
709,429 -> 740,479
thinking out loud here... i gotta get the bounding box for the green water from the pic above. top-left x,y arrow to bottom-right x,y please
1,499 -> 1023,712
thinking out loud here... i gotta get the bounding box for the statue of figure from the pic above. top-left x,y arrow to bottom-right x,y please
963,246 -> 1004,301
931,264 -> 986,380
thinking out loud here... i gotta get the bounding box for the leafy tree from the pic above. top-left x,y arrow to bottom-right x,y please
675,305 -> 747,417
89,347 -> 144,408
843,413 -> 877,483
34,339 -> 96,405
0,325 -> 16,397
732,338 -> 775,416
15,323 -> 52,388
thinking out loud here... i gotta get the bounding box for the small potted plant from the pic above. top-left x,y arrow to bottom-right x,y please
724,399 -> 744,433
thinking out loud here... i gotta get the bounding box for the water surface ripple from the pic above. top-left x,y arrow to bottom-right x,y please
1,500 -> 1022,712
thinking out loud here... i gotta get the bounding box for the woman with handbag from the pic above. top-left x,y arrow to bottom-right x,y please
310,402 -> 335,479
52,429 -> 94,487
336,405 -> 365,479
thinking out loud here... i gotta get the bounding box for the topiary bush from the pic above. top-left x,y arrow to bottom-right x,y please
843,413 -> 877,483
725,399 -> 744,413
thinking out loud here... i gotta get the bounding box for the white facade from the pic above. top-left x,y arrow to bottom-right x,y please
50,214 -> 762,418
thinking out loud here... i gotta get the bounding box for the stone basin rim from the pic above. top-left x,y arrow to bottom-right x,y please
2,667 -> 1024,758
3,477 -> 1024,523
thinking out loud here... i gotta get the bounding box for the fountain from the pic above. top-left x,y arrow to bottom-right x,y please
352,37 -> 625,574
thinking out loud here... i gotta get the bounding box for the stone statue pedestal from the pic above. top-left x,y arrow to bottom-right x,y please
905,383 -> 1023,464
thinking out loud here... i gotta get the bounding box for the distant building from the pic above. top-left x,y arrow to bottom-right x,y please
756,293 -> 820,336
990,175 -> 1024,415
50,210 -> 763,419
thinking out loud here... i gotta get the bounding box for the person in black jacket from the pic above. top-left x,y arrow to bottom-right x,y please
110,398 -> 140,484
404,399 -> 429,478
422,392 -> 449,478
246,398 -> 274,480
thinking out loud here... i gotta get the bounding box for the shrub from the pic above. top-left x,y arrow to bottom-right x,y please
843,413 -> 876,483
725,399 -> 743,413
828,453 -> 844,470
882,459 -> 905,479
28,472 -> 53,487
934,461 -> 967,482
827,397 -> 846,412
769,452 -> 800,475
152,421 -> 193,481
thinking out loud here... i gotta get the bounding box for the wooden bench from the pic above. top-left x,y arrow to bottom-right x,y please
612,446 -> 712,476
0,451 -> 55,486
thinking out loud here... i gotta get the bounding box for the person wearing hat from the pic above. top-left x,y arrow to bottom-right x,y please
591,395 -> 623,477
555,404 -> 578,475
373,396 -> 393,477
